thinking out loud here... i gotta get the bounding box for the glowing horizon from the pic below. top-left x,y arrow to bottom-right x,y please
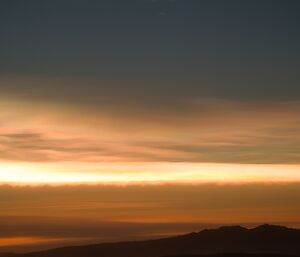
2,0 -> 300,252
1,162 -> 300,185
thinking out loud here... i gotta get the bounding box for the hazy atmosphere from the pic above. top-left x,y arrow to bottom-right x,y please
1,0 -> 300,253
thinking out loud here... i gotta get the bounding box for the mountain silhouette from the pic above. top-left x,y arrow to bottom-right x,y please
9,224 -> 300,257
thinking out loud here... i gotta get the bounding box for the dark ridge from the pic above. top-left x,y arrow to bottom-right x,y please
7,224 -> 300,257
200,226 -> 248,234
252,224 -> 291,232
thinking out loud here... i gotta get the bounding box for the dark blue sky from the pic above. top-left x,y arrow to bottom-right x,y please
1,0 -> 300,103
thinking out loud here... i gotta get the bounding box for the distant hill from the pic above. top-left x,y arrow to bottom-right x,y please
10,224 -> 300,257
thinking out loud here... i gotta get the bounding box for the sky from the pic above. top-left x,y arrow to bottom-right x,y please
0,0 -> 300,253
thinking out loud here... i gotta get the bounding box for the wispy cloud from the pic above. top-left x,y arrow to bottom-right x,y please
0,98 -> 299,164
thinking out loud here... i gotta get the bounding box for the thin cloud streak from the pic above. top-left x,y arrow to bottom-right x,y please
0,96 -> 300,165
1,162 -> 300,185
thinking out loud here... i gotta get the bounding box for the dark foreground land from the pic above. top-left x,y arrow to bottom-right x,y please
164,254 -> 300,257
3,224 -> 300,257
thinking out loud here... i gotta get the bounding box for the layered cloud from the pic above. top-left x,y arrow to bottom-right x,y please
1,79 -> 300,184
0,76 -> 300,165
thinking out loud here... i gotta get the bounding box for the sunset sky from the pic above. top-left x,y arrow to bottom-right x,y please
1,0 -> 300,253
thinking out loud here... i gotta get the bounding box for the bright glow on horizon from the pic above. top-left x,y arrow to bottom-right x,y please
1,162 -> 300,185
